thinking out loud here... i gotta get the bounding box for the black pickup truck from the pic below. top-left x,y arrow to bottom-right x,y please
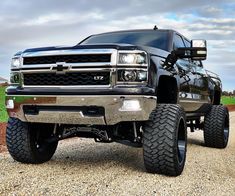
6,28 -> 229,176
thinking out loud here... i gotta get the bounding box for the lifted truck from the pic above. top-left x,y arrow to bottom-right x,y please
6,28 -> 229,176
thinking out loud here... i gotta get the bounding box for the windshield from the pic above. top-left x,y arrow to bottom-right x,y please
80,31 -> 169,51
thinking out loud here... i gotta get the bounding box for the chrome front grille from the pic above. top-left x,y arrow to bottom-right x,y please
20,49 -> 116,87
23,72 -> 110,86
17,49 -> 148,88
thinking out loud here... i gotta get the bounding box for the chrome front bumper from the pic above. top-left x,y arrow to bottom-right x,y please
6,95 -> 157,125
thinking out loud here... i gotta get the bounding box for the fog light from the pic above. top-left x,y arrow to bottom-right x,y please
10,73 -> 20,83
6,99 -> 14,109
137,71 -> 147,81
119,100 -> 141,111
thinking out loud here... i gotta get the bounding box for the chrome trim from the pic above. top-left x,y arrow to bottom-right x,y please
143,96 -> 157,100
16,48 -> 150,88
116,68 -> 148,71
22,85 -> 112,89
20,49 -> 116,88
21,62 -> 113,69
21,49 -> 117,69
20,68 -> 113,73
6,95 -> 157,125
110,50 -> 118,66
19,67 -> 147,73
22,49 -> 117,57
116,64 -> 148,67
21,68 -> 148,88
116,82 -> 147,85
27,110 -> 106,125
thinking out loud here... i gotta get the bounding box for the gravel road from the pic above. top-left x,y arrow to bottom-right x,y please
0,112 -> 235,195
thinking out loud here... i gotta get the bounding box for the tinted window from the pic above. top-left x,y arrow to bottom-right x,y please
80,31 -> 169,51
183,38 -> 191,47
173,34 -> 185,49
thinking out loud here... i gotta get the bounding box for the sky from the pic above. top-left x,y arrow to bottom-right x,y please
0,0 -> 234,91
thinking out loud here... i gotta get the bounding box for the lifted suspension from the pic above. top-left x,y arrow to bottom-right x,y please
187,119 -> 204,132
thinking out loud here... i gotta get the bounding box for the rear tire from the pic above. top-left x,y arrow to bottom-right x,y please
6,118 -> 58,163
143,104 -> 187,176
204,105 -> 229,148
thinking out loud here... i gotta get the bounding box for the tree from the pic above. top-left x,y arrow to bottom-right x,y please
222,91 -> 229,96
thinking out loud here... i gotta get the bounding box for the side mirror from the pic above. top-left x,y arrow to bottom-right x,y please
190,40 -> 207,60
175,39 -> 207,61
163,39 -> 207,71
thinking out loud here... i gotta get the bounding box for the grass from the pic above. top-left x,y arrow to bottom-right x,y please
0,87 -> 8,122
221,96 -> 235,105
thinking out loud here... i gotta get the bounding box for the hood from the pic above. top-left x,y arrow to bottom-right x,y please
22,43 -> 139,54
18,43 -> 169,59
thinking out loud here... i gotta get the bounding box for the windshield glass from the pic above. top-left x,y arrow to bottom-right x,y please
80,31 -> 169,51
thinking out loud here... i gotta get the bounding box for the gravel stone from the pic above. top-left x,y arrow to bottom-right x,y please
0,112 -> 234,195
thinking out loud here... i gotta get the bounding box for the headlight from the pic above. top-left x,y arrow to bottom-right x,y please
118,52 -> 147,64
118,70 -> 147,82
11,57 -> 20,68
122,70 -> 137,81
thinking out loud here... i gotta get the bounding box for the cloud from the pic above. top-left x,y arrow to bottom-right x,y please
197,6 -> 223,18
0,0 -> 234,90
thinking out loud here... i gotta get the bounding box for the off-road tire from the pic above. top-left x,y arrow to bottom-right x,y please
204,105 -> 229,148
143,104 -> 187,176
6,118 -> 58,163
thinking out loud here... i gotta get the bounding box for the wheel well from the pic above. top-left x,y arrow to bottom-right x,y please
157,76 -> 178,104
213,90 -> 221,105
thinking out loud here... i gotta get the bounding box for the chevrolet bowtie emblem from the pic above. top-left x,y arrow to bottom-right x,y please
53,62 -> 69,73
56,64 -> 64,71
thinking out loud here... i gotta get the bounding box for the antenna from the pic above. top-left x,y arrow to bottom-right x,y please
153,25 -> 158,30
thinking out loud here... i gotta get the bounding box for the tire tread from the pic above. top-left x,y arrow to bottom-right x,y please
143,104 -> 187,176
204,105 -> 229,148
